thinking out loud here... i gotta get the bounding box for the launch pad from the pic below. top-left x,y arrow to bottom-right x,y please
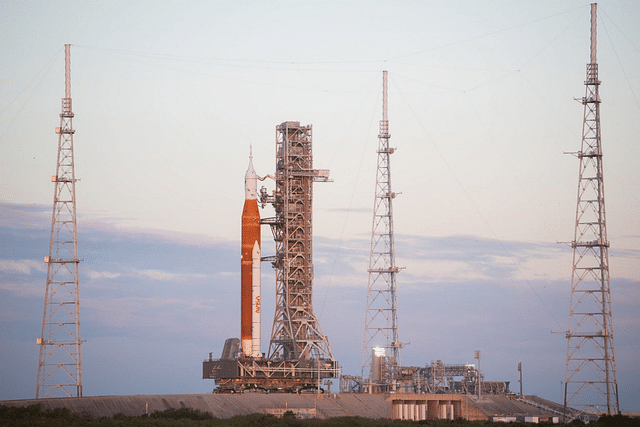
204,348 -> 338,393
203,121 -> 339,393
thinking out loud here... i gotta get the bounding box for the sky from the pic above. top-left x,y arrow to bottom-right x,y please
1,0 -> 639,412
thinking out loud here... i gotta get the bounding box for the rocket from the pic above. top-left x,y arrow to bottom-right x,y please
241,147 -> 261,358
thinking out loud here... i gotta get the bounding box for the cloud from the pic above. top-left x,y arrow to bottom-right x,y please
610,251 -> 640,281
86,270 -> 121,280
315,234 -> 575,288
0,259 -> 46,275
0,280 -> 44,300
1,201 -> 638,410
133,269 -> 184,282
0,259 -> 47,298
83,294 -> 229,338
87,268 -> 209,282
0,203 -> 49,229
404,258 -> 487,283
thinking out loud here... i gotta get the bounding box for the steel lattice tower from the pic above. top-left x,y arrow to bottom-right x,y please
266,121 -> 336,364
36,44 -> 83,399
564,3 -> 619,415
362,71 -> 401,392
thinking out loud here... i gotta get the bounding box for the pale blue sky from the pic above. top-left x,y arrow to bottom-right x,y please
1,0 -> 639,412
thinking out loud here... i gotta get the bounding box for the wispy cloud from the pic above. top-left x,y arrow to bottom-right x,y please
0,203 -> 49,229
0,259 -> 46,275
84,294 -> 228,337
403,258 -> 487,283
315,234 -> 575,287
0,279 -> 44,299
86,267 -> 218,284
133,269 -> 185,282
86,270 -> 122,280
0,259 -> 47,298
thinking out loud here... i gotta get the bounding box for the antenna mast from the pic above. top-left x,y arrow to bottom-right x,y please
564,3 -> 619,415
36,44 -> 83,398
362,70 -> 402,393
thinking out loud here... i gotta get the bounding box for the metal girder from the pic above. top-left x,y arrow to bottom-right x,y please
36,44 -> 83,399
266,122 -> 336,368
564,4 -> 619,415
362,71 -> 402,393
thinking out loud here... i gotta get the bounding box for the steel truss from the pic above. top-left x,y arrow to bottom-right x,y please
410,362 -> 506,395
341,361 -> 511,396
265,121 -> 335,365
362,71 -> 402,392
564,3 -> 619,415
36,44 -> 83,399
204,356 -> 337,393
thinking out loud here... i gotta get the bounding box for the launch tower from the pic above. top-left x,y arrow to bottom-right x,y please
266,121 -> 334,363
36,44 -> 83,399
203,122 -> 339,393
361,71 -> 402,393
564,3 -> 619,415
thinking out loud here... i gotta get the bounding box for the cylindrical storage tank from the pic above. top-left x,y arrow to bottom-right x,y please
371,347 -> 385,383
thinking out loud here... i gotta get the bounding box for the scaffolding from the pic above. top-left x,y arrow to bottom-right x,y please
341,359 -> 507,396
564,3 -> 619,415
36,44 -> 83,399
266,122 -> 335,363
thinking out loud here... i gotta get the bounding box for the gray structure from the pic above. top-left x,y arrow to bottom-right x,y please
564,3 -> 619,415
36,44 -> 83,399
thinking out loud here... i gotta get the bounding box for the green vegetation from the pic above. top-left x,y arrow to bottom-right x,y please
1,404 -> 638,427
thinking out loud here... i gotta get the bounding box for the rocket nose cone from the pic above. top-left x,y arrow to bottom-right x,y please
245,159 -> 257,180
245,148 -> 258,200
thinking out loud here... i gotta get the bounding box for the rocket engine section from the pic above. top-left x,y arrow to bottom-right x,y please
241,148 -> 261,358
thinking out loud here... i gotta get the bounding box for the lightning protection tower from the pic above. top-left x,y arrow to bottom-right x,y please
362,71 -> 402,393
36,44 -> 83,399
266,121 -> 337,366
564,3 -> 619,416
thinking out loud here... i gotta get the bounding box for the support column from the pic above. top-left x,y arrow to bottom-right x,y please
439,401 -> 447,419
419,401 -> 426,420
429,400 -> 439,419
392,401 -> 401,419
453,400 -> 462,419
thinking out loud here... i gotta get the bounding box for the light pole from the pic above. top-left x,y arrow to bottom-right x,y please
518,362 -> 523,396
474,351 -> 481,399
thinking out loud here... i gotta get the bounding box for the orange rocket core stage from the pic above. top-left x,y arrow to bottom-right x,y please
241,196 -> 260,354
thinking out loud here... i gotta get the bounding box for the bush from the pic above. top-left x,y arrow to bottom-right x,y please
149,407 -> 214,420
595,414 -> 640,427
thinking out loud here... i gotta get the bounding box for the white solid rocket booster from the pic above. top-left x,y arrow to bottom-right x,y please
251,240 -> 261,357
